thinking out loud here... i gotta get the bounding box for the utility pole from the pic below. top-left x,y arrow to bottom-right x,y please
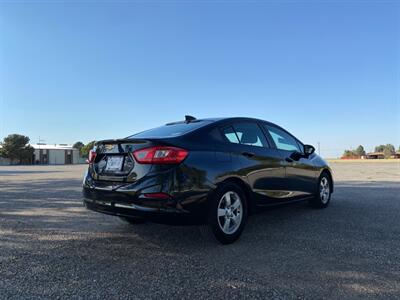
317,142 -> 321,156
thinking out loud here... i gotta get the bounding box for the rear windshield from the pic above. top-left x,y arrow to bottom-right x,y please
128,120 -> 212,139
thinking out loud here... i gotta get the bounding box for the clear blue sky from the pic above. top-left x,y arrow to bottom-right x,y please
1,1 -> 399,157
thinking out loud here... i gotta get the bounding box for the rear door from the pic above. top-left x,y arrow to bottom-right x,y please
221,122 -> 287,206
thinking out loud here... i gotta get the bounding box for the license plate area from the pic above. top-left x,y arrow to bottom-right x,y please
96,154 -> 134,176
105,156 -> 124,172
94,144 -> 136,179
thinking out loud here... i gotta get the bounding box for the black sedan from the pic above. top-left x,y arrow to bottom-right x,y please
83,116 -> 333,244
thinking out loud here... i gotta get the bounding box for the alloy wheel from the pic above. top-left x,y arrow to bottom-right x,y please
320,177 -> 330,204
217,191 -> 243,234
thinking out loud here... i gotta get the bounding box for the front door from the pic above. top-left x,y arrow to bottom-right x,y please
40,149 -> 48,164
263,124 -> 316,199
65,150 -> 73,164
285,156 -> 318,195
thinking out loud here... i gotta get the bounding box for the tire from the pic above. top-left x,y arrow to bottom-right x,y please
310,172 -> 332,209
206,182 -> 248,244
119,216 -> 146,224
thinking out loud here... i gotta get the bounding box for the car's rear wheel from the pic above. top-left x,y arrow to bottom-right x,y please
207,183 -> 248,244
310,173 -> 331,208
119,216 -> 146,224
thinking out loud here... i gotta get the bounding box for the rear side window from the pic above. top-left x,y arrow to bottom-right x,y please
129,121 -> 212,138
264,125 -> 301,152
233,123 -> 269,147
222,122 -> 268,147
222,126 -> 240,144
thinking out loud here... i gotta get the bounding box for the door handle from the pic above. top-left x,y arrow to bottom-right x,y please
242,152 -> 255,158
285,157 -> 294,163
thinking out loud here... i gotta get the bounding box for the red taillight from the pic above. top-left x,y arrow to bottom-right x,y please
87,150 -> 97,164
133,146 -> 188,164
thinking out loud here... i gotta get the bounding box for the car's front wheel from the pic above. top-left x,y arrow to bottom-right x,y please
207,183 -> 248,244
310,173 -> 332,208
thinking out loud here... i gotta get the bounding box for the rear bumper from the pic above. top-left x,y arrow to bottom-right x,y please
82,163 -> 213,224
82,187 -> 205,225
83,196 -> 197,225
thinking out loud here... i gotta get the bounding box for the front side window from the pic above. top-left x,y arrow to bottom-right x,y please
232,122 -> 269,147
264,125 -> 301,152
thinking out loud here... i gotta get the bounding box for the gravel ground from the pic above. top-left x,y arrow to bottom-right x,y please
0,162 -> 399,299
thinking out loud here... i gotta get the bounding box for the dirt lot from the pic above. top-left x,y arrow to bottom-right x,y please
0,162 -> 399,299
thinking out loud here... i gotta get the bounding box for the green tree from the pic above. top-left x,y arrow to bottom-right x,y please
383,144 -> 395,158
80,141 -> 96,158
73,141 -> 84,151
0,134 -> 34,164
374,145 -> 385,152
385,144 -> 395,153
375,144 -> 395,158
354,145 -> 366,157
342,149 -> 355,158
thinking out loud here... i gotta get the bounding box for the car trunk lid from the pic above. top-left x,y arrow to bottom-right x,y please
91,139 -> 155,182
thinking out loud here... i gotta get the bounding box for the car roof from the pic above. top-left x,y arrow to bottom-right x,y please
210,117 -> 276,126
166,115 -> 280,125
166,117 -> 279,130
174,117 -> 271,123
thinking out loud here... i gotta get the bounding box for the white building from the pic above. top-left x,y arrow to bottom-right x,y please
32,144 -> 85,165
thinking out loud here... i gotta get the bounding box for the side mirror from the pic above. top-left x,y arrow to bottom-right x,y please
304,144 -> 315,156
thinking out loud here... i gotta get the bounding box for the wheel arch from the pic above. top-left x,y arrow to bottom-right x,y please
214,177 -> 256,214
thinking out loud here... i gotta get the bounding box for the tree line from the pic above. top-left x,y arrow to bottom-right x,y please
0,134 -> 34,164
342,144 -> 399,159
0,134 -> 96,163
72,141 -> 96,158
